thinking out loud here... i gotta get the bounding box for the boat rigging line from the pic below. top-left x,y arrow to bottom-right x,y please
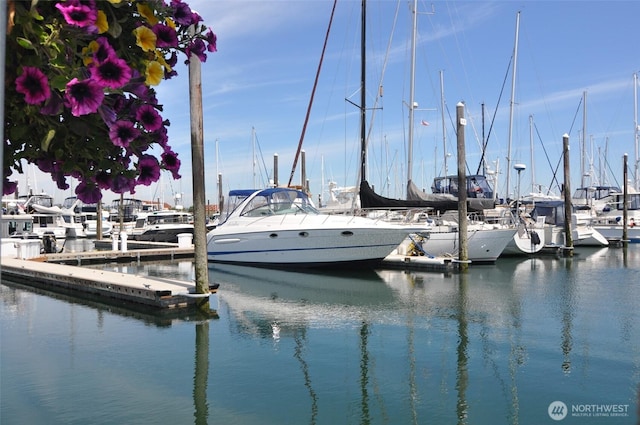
287,0 -> 338,188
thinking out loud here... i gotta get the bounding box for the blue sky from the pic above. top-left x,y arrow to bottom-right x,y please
15,1 -> 640,207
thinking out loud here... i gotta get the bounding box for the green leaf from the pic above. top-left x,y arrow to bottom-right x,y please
108,21 -> 122,38
50,75 -> 69,91
16,37 -> 35,50
41,130 -> 56,152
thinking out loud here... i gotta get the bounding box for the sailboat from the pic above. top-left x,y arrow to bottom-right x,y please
355,0 -> 515,263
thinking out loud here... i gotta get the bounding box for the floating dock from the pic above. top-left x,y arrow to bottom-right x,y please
381,253 -> 460,271
43,245 -> 194,265
1,257 -> 216,311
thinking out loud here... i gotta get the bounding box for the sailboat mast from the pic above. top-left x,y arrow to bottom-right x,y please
360,0 -> 367,183
406,0 -> 418,187
505,11 -> 520,201
529,114 -> 535,193
581,90 -> 587,189
440,70 -> 448,180
634,72 -> 639,190
252,126 -> 256,188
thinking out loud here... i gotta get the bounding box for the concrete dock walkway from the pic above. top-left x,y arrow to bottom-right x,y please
1,257 -> 215,310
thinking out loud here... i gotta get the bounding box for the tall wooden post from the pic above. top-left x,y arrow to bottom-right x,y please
217,173 -> 223,217
273,154 -> 279,187
456,102 -> 468,269
188,29 -> 210,309
562,133 -> 574,254
623,153 -> 629,246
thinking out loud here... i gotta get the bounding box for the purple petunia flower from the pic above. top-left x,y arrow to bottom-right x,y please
170,0 -> 201,26
111,174 -> 135,194
152,23 -> 178,48
52,171 -> 70,191
65,78 -> 105,116
40,91 -> 64,115
137,155 -> 161,186
135,105 -> 163,132
55,0 -> 98,31
205,29 -> 217,53
109,120 -> 140,148
15,66 -> 51,105
98,103 -> 117,127
95,171 -> 111,190
35,158 -> 57,173
161,149 -> 181,180
185,39 -> 207,64
3,179 -> 17,196
75,180 -> 102,204
92,37 -> 117,64
166,52 -> 178,68
90,54 -> 132,89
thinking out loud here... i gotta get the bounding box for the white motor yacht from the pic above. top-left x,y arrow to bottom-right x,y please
206,187 -> 414,268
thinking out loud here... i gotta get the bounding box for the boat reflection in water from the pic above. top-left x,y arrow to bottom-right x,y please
2,246 -> 639,424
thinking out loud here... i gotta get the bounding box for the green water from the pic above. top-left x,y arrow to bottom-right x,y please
1,246 -> 639,424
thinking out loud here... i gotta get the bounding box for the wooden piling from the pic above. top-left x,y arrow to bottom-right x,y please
562,133 -> 574,255
456,102 -> 469,270
188,26 -> 210,311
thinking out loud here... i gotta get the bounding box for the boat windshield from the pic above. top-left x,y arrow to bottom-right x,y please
240,189 -> 319,217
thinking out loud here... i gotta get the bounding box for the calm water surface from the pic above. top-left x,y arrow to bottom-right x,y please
2,246 -> 639,425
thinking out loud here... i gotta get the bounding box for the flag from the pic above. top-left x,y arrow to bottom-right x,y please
421,120 -> 430,126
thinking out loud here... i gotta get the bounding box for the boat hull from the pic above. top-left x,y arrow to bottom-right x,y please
413,227 -> 516,263
593,225 -> 640,243
207,218 -> 409,267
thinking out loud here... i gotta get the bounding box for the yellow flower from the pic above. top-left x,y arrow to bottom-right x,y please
107,0 -> 122,3
154,51 -> 172,73
133,26 -> 157,52
82,40 -> 100,66
137,3 -> 159,25
96,10 -> 108,34
145,61 -> 164,86
165,17 -> 176,30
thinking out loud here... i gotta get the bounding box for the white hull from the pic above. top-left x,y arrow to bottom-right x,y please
208,223 -> 408,266
593,225 -> 640,243
207,188 -> 411,267
407,227 -> 516,263
503,228 -> 545,255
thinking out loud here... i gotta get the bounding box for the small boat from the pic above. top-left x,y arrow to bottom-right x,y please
131,210 -> 194,243
206,187 -> 414,268
529,200 -> 609,247
62,196 -> 112,238
574,187 -> 640,243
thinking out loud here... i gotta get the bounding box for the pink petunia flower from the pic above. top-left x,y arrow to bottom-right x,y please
109,120 -> 140,148
90,54 -> 132,89
65,78 -> 104,116
137,155 -> 161,186
55,1 -> 98,31
161,149 -> 181,180
15,66 -> 51,105
205,29 -> 217,53
135,104 -> 163,132
170,0 -> 201,26
75,180 -> 102,204
152,23 -> 178,48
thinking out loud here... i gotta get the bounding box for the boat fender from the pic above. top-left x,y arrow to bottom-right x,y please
530,230 -> 541,246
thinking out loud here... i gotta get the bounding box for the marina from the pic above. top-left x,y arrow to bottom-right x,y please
1,245 -> 638,424
2,1 -> 640,423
